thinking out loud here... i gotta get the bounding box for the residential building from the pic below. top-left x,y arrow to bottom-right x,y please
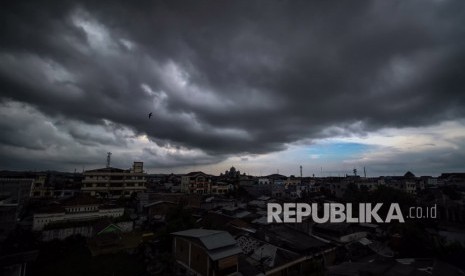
0,200 -> 18,241
32,195 -> 124,231
30,172 -> 82,199
172,229 -> 242,276
388,179 -> 418,195
0,178 -> 33,240
210,182 -> 232,195
284,177 -> 301,187
81,161 -> 147,198
238,175 -> 255,186
86,220 -> 140,256
29,174 -> 53,198
0,178 -> 33,206
181,172 -> 212,195
143,200 -> 177,222
271,181 -> 285,198
139,192 -> 203,209
355,179 -> 379,192
41,219 -> 133,242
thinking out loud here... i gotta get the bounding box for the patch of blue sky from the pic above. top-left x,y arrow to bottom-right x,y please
303,142 -> 372,161
270,141 -> 371,163
232,141 -> 376,176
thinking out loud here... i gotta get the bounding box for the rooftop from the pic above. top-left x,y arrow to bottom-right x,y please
327,258 -> 464,276
61,194 -> 102,207
172,229 -> 236,250
172,228 -> 242,261
84,167 -> 127,173
185,171 -> 210,177
265,225 -> 329,253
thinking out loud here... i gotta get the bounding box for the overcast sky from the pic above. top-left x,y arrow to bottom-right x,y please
1,0 -> 464,176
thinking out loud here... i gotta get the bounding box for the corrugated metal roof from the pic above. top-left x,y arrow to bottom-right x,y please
172,228 -> 222,238
208,245 -> 242,261
201,232 -> 237,250
173,229 -> 242,261
143,200 -> 176,208
172,229 -> 237,250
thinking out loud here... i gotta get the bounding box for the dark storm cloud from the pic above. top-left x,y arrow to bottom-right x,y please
1,0 -> 465,170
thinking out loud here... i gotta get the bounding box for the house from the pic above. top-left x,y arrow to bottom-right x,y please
181,172 -> 212,195
143,200 -> 177,222
284,177 -> 301,188
87,220 -> 141,256
211,182 -> 232,195
172,229 -> 242,276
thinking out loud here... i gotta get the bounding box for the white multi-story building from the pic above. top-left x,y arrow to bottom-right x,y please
32,195 -> 124,231
81,161 -> 147,198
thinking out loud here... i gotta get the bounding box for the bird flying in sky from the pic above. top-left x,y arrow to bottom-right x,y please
148,112 -> 152,119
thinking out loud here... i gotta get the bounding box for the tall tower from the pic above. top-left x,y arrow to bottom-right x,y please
106,152 -> 112,168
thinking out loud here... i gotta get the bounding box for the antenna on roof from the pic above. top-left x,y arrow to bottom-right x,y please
106,152 -> 112,168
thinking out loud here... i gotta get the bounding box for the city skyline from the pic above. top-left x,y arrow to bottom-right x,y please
1,1 -> 465,176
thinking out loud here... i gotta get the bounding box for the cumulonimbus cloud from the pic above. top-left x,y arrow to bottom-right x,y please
1,0 -> 464,172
